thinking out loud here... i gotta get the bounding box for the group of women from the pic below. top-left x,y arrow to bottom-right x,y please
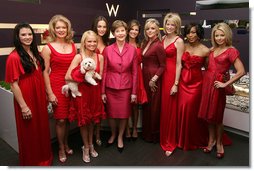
5,12 -> 245,166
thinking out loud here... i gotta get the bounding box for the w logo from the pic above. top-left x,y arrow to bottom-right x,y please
106,3 -> 119,17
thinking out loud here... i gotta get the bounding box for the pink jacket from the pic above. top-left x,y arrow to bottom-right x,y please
102,42 -> 138,95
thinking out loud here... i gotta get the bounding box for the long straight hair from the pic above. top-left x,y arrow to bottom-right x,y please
13,22 -> 45,73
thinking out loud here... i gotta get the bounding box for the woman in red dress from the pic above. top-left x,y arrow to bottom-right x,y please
65,30 -> 106,163
141,18 -> 166,143
198,22 -> 245,159
5,22 -> 53,166
91,16 -> 110,146
101,20 -> 138,152
177,23 -> 210,150
125,19 -> 148,140
160,13 -> 184,156
41,15 -> 76,163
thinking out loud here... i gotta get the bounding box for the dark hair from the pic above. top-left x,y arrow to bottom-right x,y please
91,16 -> 110,45
126,19 -> 141,47
13,22 -> 45,73
183,23 -> 204,40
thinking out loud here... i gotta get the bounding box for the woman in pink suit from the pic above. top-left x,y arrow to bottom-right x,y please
177,23 -> 210,150
199,22 -> 245,159
160,12 -> 184,156
101,20 -> 138,153
141,18 -> 166,143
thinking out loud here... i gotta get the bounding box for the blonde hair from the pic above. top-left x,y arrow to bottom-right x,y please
48,14 -> 73,43
163,12 -> 182,35
143,18 -> 161,41
80,30 -> 98,54
211,22 -> 232,47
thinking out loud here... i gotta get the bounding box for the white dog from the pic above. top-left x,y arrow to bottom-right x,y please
80,57 -> 101,86
61,57 -> 101,98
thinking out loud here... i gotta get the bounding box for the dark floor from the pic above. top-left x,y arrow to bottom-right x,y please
0,130 -> 249,166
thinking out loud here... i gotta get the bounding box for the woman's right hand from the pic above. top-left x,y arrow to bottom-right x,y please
48,93 -> 58,105
149,80 -> 158,92
21,106 -> 32,120
101,94 -> 107,103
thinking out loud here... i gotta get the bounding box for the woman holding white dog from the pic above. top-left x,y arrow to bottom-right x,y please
101,20 -> 138,153
65,30 -> 106,163
41,14 -> 76,163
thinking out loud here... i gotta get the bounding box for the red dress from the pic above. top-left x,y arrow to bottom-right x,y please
142,38 -> 166,143
47,43 -> 76,119
69,55 -> 106,126
160,37 -> 180,152
5,50 -> 53,166
199,48 -> 240,123
177,52 -> 208,150
136,48 -> 147,104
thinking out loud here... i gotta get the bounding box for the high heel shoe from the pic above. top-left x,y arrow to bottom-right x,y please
89,144 -> 98,158
117,146 -> 124,153
203,142 -> 216,153
81,146 -> 90,163
58,150 -> 67,163
216,152 -> 224,159
65,148 -> 74,155
165,151 -> 172,157
96,139 -> 102,146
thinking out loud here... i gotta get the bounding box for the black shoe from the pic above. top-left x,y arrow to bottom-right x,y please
117,146 -> 124,153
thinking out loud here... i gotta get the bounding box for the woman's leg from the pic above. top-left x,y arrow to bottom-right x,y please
108,118 -> 116,144
88,123 -> 98,157
80,126 -> 90,162
118,119 -> 128,148
204,124 -> 216,152
95,123 -> 102,146
64,121 -> 73,154
56,119 -> 67,162
216,123 -> 224,158
132,104 -> 139,138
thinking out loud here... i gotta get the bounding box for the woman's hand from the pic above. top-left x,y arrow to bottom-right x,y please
214,81 -> 227,89
149,80 -> 158,92
131,94 -> 137,103
170,85 -> 178,95
101,94 -> 107,103
48,93 -> 58,105
21,106 -> 32,120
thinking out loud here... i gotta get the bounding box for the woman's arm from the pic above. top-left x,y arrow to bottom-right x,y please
65,54 -> 82,81
171,38 -> 184,95
41,45 -> 57,105
98,54 -> 104,77
11,81 -> 32,119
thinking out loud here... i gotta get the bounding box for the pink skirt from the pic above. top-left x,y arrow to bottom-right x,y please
105,88 -> 132,119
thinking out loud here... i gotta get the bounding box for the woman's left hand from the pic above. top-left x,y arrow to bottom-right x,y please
170,85 -> 178,95
214,81 -> 226,89
131,94 -> 137,103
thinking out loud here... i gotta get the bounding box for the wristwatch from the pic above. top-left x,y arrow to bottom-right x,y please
174,81 -> 179,86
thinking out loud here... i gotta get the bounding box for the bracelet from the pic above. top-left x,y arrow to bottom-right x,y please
151,78 -> 157,82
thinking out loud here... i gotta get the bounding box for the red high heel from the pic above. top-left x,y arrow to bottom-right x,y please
216,152 -> 224,159
203,143 -> 216,153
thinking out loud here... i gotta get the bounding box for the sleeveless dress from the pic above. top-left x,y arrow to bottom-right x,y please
177,52 -> 208,150
69,54 -> 106,126
136,48 -> 148,104
47,43 -> 76,119
160,37 -> 180,152
5,50 -> 53,166
198,48 -> 240,124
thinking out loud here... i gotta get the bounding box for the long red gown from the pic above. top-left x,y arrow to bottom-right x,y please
142,38 -> 166,143
136,48 -> 147,104
177,52 -> 208,150
69,55 -> 106,126
47,43 -> 76,119
198,48 -> 240,124
160,37 -> 180,152
5,50 -> 53,166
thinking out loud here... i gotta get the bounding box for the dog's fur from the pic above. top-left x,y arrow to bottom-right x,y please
62,57 -> 101,98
